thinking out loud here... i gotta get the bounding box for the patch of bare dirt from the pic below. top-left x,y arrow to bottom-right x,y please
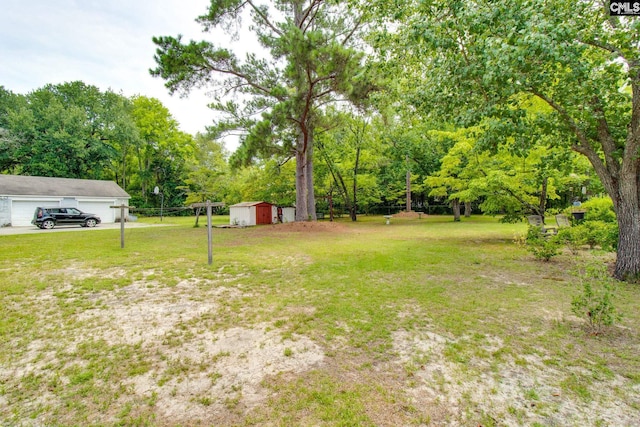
127,324 -> 324,424
3,272 -> 325,426
391,329 -> 640,426
392,211 -> 425,219
260,221 -> 351,233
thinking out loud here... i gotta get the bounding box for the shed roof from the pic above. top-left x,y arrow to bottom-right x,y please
230,201 -> 272,207
0,175 -> 130,198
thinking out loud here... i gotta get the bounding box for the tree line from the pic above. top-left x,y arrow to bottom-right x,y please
0,80 -> 593,218
0,82 -> 193,210
2,0 -> 640,280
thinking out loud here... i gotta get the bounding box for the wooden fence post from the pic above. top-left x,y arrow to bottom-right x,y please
109,204 -> 134,248
190,202 -> 225,265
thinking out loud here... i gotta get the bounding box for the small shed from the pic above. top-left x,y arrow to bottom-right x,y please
0,175 -> 130,227
280,207 -> 296,223
230,201 -> 276,226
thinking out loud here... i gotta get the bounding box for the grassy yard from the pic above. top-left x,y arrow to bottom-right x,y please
0,215 -> 638,426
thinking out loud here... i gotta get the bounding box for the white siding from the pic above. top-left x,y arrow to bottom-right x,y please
11,199 -> 59,226
249,207 -> 257,225
281,207 -> 295,223
7,197 -> 127,226
60,198 -> 78,208
230,206 -> 253,226
0,198 -> 10,227
77,200 -> 116,223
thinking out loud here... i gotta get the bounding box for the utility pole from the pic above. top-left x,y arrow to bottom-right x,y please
406,155 -> 411,212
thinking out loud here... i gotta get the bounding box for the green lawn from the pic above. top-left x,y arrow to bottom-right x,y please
1,215 -> 638,426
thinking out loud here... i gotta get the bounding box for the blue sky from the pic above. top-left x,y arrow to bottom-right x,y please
0,0 -> 219,136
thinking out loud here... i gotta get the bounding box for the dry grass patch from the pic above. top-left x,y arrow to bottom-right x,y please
1,215 -> 639,426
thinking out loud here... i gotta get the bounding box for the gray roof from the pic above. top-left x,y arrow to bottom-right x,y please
0,175 -> 130,198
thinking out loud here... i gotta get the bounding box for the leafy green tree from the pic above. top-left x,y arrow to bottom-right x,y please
151,0 -> 374,221
0,87 -> 25,129
183,132 -> 231,206
373,0 -> 640,280
226,159 -> 296,207
374,113 -> 450,212
316,111 -> 382,221
425,129 -> 479,221
426,127 -> 587,223
1,82 -> 133,179
129,96 -> 195,209
0,87 -> 26,172
102,92 -> 142,190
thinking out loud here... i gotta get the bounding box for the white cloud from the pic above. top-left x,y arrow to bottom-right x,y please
0,0 -> 222,137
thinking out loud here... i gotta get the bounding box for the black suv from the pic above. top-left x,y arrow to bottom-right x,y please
32,207 -> 101,229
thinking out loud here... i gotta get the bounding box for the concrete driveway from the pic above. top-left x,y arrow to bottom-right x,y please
0,222 -> 165,236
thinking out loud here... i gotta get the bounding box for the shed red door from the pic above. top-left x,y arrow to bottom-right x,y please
256,204 -> 272,224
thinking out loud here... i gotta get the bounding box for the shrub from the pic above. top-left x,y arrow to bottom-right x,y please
525,226 -> 561,261
557,226 -> 587,254
582,220 -> 618,251
581,196 -> 616,223
545,197 -> 618,254
571,263 -> 622,335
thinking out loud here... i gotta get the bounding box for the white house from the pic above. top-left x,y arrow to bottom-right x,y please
229,201 -> 277,226
0,175 -> 130,227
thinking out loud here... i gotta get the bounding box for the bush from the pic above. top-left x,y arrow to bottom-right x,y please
524,226 -> 561,261
571,263 -> 622,335
582,220 -> 618,251
557,226 -> 587,254
580,196 -> 616,223
560,196 -> 618,252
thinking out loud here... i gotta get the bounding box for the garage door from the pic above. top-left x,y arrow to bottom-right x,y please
12,200 -> 56,226
77,201 -> 115,223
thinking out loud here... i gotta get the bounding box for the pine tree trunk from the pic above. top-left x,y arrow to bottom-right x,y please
293,2 -> 311,222
295,144 -> 308,221
306,135 -> 317,221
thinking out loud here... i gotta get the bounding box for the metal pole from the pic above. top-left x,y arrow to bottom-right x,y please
160,193 -> 164,222
406,155 -> 411,212
120,205 -> 125,248
206,200 -> 213,265
329,192 -> 334,222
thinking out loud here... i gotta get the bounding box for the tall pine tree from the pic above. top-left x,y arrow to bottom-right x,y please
151,0 -> 374,220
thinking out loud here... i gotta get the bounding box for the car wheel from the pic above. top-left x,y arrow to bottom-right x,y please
41,219 -> 55,229
85,219 -> 97,228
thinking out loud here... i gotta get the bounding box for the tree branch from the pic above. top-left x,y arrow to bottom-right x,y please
300,0 -> 324,33
578,37 -> 630,66
531,88 -> 617,198
246,0 -> 284,37
341,16 -> 363,46
201,61 -> 286,101
592,98 -> 621,176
